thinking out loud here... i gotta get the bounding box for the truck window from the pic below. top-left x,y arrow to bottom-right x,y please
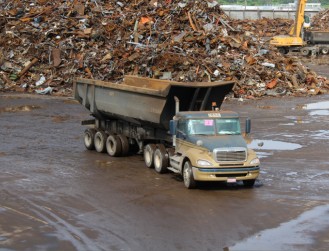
216,118 -> 241,135
177,120 -> 187,138
187,119 -> 215,135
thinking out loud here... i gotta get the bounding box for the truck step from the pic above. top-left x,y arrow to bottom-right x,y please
167,167 -> 180,174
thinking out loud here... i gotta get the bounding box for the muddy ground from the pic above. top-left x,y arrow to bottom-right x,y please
0,66 -> 329,251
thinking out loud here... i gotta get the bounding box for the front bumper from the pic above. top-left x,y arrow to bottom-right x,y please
192,166 -> 260,182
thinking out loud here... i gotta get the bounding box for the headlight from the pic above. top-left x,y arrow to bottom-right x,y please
197,159 -> 212,166
250,158 -> 260,166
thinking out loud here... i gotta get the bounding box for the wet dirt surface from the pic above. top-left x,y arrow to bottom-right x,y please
0,92 -> 329,251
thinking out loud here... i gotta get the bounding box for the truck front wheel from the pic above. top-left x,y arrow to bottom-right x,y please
154,144 -> 169,173
144,144 -> 156,168
94,131 -> 107,153
183,161 -> 196,189
84,128 -> 96,150
106,135 -> 122,157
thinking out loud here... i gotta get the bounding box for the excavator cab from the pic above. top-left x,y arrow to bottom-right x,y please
304,15 -> 310,28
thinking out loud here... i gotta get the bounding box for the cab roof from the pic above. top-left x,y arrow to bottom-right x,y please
176,110 -> 239,119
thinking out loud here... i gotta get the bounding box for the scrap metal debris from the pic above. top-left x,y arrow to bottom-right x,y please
0,0 -> 328,99
311,9 -> 329,30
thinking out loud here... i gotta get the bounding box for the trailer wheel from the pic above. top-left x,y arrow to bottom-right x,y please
321,47 -> 329,55
243,179 -> 256,188
94,131 -> 107,153
301,48 -> 310,56
154,144 -> 169,174
106,135 -> 122,157
183,161 -> 196,189
144,144 -> 156,168
117,134 -> 129,156
84,128 -> 96,150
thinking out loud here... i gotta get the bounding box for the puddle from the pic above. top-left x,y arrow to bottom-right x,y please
309,110 -> 329,116
302,101 -> 329,110
308,171 -> 329,179
0,105 -> 41,113
253,151 -> 273,159
284,116 -> 310,124
228,204 -> 329,251
302,101 -> 329,116
286,172 -> 298,176
248,139 -> 302,151
308,130 -> 329,140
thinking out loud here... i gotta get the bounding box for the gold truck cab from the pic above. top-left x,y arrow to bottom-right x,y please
169,111 -> 260,189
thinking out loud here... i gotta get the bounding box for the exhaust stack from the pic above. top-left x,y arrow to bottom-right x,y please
174,96 -> 180,114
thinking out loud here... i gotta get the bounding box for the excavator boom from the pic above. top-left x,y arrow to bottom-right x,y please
289,0 -> 307,37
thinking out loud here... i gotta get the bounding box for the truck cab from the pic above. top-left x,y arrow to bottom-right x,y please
168,111 -> 260,189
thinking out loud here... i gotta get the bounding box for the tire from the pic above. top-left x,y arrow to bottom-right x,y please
278,47 -> 287,54
301,48 -> 310,56
84,128 -> 96,150
144,144 -> 156,168
154,144 -> 169,173
321,47 -> 329,55
94,131 -> 107,153
117,134 -> 129,156
183,161 -> 196,189
106,134 -> 122,157
243,179 -> 256,188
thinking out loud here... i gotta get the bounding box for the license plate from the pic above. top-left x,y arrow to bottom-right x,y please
227,178 -> 237,183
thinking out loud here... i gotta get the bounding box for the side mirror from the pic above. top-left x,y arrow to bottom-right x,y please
245,118 -> 251,134
170,120 -> 177,135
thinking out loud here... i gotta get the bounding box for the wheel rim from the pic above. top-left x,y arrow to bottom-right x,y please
154,154 -> 161,169
106,135 -> 122,156
322,48 -> 328,54
183,164 -> 190,187
95,135 -> 101,148
145,150 -> 151,164
301,49 -> 309,55
108,139 -> 114,152
84,133 -> 92,146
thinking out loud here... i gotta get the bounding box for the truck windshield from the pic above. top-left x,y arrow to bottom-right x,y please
187,118 -> 241,136
216,118 -> 241,135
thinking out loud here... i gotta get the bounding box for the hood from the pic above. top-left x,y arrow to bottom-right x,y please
187,135 -> 247,151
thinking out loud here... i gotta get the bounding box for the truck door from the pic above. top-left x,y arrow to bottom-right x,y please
176,120 -> 188,155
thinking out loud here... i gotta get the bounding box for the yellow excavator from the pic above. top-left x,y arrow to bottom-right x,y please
270,0 -> 329,55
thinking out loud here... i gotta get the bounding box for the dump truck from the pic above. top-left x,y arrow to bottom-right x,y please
74,76 -> 260,189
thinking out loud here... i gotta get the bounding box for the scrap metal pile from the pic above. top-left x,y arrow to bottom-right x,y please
0,0 -> 328,98
232,17 -> 292,37
311,9 -> 329,30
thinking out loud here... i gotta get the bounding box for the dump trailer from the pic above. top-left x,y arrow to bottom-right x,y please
303,31 -> 329,54
74,75 -> 260,189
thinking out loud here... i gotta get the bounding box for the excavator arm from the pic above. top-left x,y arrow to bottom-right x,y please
289,0 -> 307,37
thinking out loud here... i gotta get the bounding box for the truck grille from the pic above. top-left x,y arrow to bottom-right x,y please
213,148 -> 247,162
